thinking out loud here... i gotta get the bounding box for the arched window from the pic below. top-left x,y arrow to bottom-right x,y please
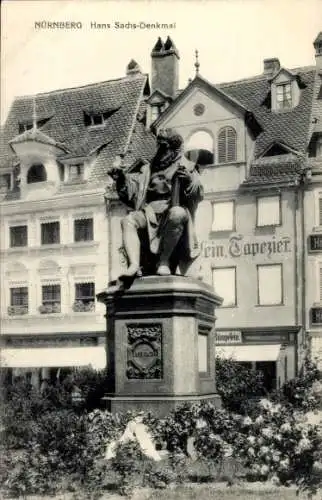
27,164 -> 47,184
185,130 -> 214,165
218,127 -> 237,163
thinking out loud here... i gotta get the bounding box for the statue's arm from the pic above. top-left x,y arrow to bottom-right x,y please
107,167 -> 139,209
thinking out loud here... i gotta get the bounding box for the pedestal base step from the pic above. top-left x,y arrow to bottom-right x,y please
101,393 -> 222,416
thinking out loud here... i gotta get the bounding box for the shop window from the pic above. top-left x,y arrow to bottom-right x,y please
40,284 -> 61,314
256,195 -> 281,227
27,164 -> 47,184
10,225 -> 28,247
41,221 -> 60,245
276,82 -> 292,110
218,127 -> 237,163
69,164 -> 84,182
74,218 -> 93,242
73,282 -> 95,312
257,264 -> 283,305
8,287 -> 28,315
212,201 -> 235,232
256,361 -> 276,392
212,267 -> 237,307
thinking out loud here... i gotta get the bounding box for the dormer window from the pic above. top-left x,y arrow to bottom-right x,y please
151,105 -> 162,122
317,137 -> 322,157
84,108 -> 119,127
18,122 -> 33,134
27,163 -> 47,183
276,82 -> 292,110
69,164 -> 84,181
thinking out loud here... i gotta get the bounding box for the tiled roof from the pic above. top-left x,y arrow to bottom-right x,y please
1,74 -> 156,183
218,66 -> 316,158
241,154 -> 305,188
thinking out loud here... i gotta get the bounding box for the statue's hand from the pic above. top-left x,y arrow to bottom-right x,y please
107,167 -> 124,181
175,165 -> 191,183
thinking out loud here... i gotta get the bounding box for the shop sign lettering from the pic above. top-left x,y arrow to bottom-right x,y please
216,330 -> 242,344
200,235 -> 291,259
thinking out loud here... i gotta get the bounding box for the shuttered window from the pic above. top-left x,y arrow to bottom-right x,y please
218,127 -> 237,163
319,197 -> 322,226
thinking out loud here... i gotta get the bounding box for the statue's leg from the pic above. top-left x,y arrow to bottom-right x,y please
120,211 -> 147,279
157,206 -> 188,276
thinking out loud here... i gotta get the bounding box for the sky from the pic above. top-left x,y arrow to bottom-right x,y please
1,0 -> 322,124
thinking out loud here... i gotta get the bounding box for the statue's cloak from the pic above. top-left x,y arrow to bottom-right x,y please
116,157 -> 203,270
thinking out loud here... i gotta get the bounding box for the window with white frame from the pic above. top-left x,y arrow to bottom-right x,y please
8,287 -> 28,315
73,282 -> 95,312
276,83 -> 292,110
212,201 -> 235,232
212,267 -> 236,307
74,218 -> 93,242
150,105 -> 161,123
40,284 -> 61,314
41,221 -> 60,245
257,264 -> 283,305
10,225 -> 28,247
257,195 -> 281,227
218,127 -> 237,163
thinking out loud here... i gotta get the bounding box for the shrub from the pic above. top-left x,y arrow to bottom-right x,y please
215,356 -> 266,413
272,357 -> 321,411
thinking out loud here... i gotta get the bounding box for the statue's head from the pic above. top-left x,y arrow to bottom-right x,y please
157,129 -> 183,153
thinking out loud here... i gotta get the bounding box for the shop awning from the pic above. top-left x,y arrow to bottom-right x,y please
216,344 -> 282,362
0,346 -> 106,370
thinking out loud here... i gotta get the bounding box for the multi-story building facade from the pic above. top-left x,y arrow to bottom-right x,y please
1,34 -> 321,388
305,32 -> 322,369
0,62 -> 156,387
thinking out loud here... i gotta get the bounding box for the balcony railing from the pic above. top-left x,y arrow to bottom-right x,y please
72,300 -> 95,312
7,305 -> 28,316
39,303 -> 61,314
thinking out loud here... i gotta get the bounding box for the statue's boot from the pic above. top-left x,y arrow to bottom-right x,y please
119,218 -> 141,280
157,209 -> 186,276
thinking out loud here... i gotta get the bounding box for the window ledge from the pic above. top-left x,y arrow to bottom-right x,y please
66,241 -> 99,249
2,242 -> 99,254
218,305 -> 238,309
312,226 -> 322,233
255,303 -> 285,308
209,230 -> 235,238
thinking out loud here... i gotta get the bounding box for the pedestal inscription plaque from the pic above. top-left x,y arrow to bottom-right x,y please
126,323 -> 162,379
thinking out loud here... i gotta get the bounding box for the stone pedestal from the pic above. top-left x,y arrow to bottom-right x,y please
97,275 -> 222,417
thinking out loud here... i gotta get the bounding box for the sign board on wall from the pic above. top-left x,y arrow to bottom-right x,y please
200,235 -> 292,259
216,330 -> 242,345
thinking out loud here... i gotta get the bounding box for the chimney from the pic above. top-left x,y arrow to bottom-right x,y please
313,32 -> 322,71
126,59 -> 142,76
151,36 -> 179,98
263,58 -> 280,79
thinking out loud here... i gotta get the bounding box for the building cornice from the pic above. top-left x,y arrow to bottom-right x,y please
0,188 -> 105,216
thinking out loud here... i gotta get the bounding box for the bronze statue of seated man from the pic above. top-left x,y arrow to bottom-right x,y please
107,129 -> 204,285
